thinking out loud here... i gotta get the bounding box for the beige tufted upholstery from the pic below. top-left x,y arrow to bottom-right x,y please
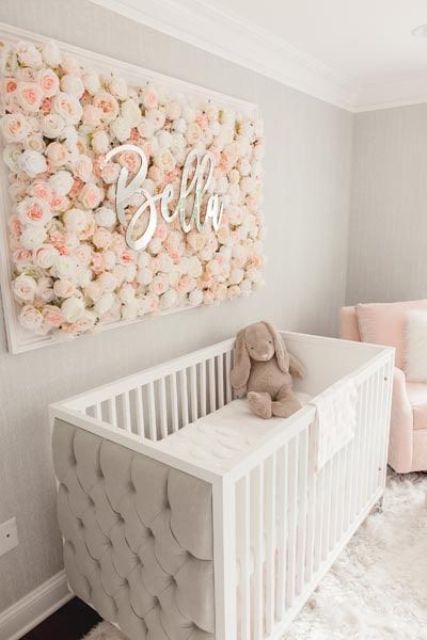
52,419 -> 215,640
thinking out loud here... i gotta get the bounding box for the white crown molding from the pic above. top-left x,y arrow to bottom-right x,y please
88,0 -> 358,111
0,571 -> 71,640
353,72 -> 427,113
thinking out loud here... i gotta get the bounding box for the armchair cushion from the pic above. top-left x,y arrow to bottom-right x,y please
356,300 -> 427,369
406,382 -> 427,430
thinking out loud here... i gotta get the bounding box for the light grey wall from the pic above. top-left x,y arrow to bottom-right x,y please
347,103 -> 427,304
0,0 -> 352,611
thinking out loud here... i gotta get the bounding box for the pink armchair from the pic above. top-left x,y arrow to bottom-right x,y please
340,304 -> 427,473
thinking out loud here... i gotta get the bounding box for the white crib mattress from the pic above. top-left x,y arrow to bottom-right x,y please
153,393 -> 311,473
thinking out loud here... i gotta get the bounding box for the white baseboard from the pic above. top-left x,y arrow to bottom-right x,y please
0,571 -> 72,640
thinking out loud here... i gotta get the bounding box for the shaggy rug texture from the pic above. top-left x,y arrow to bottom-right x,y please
82,474 -> 427,640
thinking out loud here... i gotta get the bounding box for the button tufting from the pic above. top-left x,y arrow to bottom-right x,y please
128,480 -> 136,493
117,513 -> 124,524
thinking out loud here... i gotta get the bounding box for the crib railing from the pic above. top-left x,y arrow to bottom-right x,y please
66,338 -> 235,441
212,352 -> 393,640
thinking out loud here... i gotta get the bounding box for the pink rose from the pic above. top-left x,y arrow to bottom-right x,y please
82,104 -> 102,127
79,183 -> 103,210
186,122 -> 202,145
93,92 -> 119,123
19,305 -> 44,333
0,113 -> 31,143
54,279 -> 76,298
177,274 -> 196,294
17,82 -> 43,112
17,197 -> 52,226
47,141 -> 69,167
13,274 -> 37,302
38,69 -> 60,97
43,305 -> 64,328
151,273 -> 169,295
93,227 -> 112,249
34,244 -> 59,269
142,87 -> 158,109
53,92 -> 82,125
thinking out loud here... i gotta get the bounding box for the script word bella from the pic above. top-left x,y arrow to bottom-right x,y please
105,144 -> 224,251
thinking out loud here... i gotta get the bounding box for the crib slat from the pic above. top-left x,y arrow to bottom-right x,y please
295,430 -> 308,595
180,369 -> 189,426
190,365 -> 198,421
135,386 -> 144,438
252,465 -> 264,640
217,355 -> 225,409
209,358 -> 216,412
313,457 -> 324,573
159,377 -> 168,439
276,444 -> 288,620
170,373 -> 179,432
240,475 -> 251,640
225,351 -> 232,403
286,436 -> 299,607
147,382 -> 157,441
200,361 -> 207,418
265,455 -> 276,634
322,459 -> 332,562
107,397 -> 117,428
305,421 -> 317,583
122,392 -> 131,432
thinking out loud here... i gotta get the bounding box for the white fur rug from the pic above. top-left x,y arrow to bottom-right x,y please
82,474 -> 427,640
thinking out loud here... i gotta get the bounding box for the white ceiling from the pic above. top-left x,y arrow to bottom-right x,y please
90,0 -> 427,111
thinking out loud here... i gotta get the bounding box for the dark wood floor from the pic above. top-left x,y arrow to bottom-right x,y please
21,598 -> 102,640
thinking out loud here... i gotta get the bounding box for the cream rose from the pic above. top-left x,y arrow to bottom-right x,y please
95,206 -> 116,227
121,99 -> 141,127
109,77 -> 128,100
82,104 -> 102,127
20,226 -> 47,249
186,122 -> 203,145
16,41 -> 42,68
92,130 -> 110,154
18,150 -> 47,177
54,279 -> 76,298
62,297 -> 85,322
74,155 -> 93,182
46,141 -> 69,167
13,274 -> 37,302
3,144 -> 22,172
42,41 -> 62,67
43,305 -> 64,328
34,244 -> 59,269
0,113 -> 31,143
61,74 -> 84,98
110,116 -> 131,143
95,292 -> 115,315
53,92 -> 82,125
19,305 -> 44,333
63,208 -> 87,233
82,71 -> 101,95
49,170 -> 74,195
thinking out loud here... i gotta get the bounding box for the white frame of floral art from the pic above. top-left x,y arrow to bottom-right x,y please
0,22 -> 261,354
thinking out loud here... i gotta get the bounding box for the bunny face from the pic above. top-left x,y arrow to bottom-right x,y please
245,323 -> 276,362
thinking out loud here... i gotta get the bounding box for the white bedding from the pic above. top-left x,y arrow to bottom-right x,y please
153,393 -> 311,472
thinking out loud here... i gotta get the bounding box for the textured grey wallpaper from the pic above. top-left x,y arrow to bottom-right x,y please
0,0 -> 352,612
347,104 -> 427,304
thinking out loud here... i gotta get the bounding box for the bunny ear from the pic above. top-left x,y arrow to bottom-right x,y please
230,329 -> 251,390
289,353 -> 304,378
263,322 -> 290,373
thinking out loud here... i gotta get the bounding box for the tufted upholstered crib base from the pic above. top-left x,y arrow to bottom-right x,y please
53,420 -> 214,640
51,332 -> 394,640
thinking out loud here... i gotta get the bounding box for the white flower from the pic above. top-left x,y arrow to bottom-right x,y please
16,82 -> 43,112
61,125 -> 78,147
73,155 -> 93,182
122,301 -> 139,320
137,117 -> 155,139
92,130 -> 110,154
18,150 -> 47,177
34,244 -> 59,269
13,274 -> 37,302
93,92 -> 119,123
53,92 -> 82,125
0,113 -> 31,143
54,255 -> 78,280
38,68 -> 60,97
49,170 -> 74,195
118,284 -> 135,304
110,116 -> 131,143
109,77 -> 128,100
19,305 -> 44,333
82,71 -> 101,95
42,41 -> 62,67
20,226 -> 47,249
121,99 -> 141,127
189,289 -> 203,306
63,208 -> 87,233
61,53 -> 80,74
230,268 -> 244,284
95,206 -> 116,227
16,41 -> 43,68
61,74 -> 84,98
188,256 -> 203,278
95,292 -> 115,315
156,130 -> 173,150
17,197 -> 52,226
160,289 -> 177,310
154,149 -> 175,172
62,297 -> 85,322
3,144 -> 23,172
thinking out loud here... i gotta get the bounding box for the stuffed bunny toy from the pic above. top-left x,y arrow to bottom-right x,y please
230,321 -> 304,419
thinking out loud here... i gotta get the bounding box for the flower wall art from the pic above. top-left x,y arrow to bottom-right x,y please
0,26 -> 264,352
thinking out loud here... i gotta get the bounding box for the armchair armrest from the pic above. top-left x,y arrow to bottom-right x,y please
388,367 -> 414,473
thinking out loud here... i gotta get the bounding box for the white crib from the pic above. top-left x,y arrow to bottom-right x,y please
50,332 -> 394,640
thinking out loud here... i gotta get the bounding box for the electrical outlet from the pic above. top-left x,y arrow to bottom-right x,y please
0,518 -> 18,557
